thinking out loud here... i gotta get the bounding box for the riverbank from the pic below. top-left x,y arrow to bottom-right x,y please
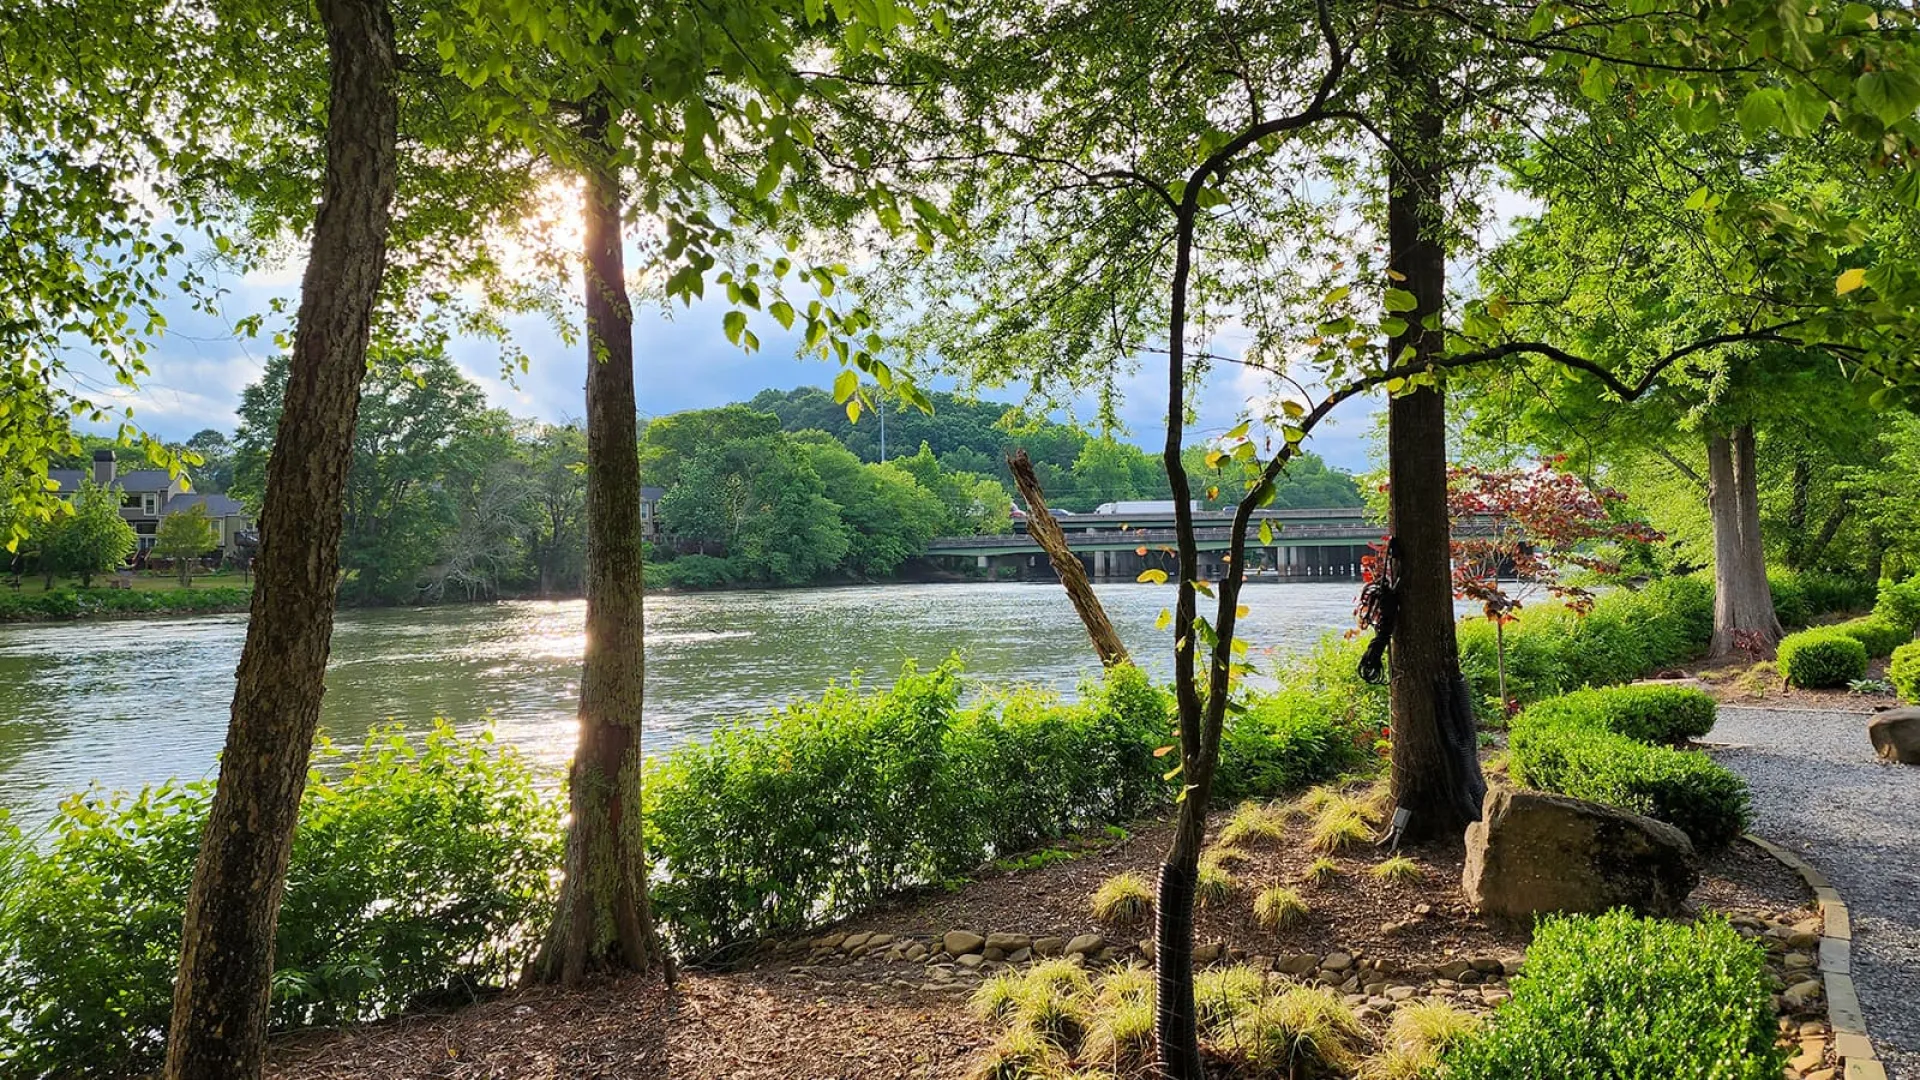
0,584 -> 254,622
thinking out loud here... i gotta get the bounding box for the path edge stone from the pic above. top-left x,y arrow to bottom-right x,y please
1744,832 -> 1887,1080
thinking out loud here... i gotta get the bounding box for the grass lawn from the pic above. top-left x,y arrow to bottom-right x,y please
7,573 -> 254,594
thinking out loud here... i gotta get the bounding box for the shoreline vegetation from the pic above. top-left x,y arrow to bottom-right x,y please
1,569 -> 1830,1077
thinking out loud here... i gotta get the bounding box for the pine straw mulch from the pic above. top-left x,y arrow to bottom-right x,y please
268,782 -> 1810,1080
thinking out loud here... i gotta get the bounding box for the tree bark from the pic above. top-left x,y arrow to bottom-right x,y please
1707,424 -> 1782,656
530,102 -> 665,984
1006,449 -> 1131,667
163,2 -> 397,1077
1383,24 -> 1486,845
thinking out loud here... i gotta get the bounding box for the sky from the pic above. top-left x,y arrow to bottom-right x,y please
73,254 -> 1385,475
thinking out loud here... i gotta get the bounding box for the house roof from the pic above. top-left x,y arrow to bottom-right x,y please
163,493 -> 248,518
47,467 -> 175,493
641,485 -> 666,500
48,469 -> 84,491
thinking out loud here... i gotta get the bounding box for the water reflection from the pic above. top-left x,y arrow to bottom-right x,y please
0,581 -> 1381,828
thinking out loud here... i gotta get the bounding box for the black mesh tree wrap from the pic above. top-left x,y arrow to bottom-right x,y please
1439,672 -> 1489,823
1356,537 -> 1401,685
1153,861 -> 1203,1077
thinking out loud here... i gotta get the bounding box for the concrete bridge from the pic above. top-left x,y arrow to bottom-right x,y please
925,506 -> 1388,582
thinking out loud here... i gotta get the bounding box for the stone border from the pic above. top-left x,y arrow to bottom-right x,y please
1745,833 -> 1887,1080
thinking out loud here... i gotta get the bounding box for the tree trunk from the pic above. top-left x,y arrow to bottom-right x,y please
1383,24 -> 1486,845
530,103 -> 665,984
1707,424 -> 1782,656
1006,449 -> 1131,667
163,3 -> 397,1077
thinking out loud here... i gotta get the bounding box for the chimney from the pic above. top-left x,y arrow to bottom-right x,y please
92,448 -> 116,487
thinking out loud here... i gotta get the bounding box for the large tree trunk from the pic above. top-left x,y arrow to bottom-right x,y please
163,2 -> 397,1076
1383,25 -> 1486,846
1707,424 -> 1782,656
1006,449 -> 1131,667
529,104 -> 665,984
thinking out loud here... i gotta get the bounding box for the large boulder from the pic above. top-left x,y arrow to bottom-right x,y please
1868,707 -> 1920,765
1463,788 -> 1699,920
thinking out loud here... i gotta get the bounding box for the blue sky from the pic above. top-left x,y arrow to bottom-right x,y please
77,260 -> 1384,474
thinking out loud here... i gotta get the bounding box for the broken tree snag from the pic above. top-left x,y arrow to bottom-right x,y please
1007,449 -> 1132,667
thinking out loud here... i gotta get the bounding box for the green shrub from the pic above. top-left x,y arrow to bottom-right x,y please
1441,911 -> 1784,1080
656,553 -> 737,589
1510,719 -> 1750,848
1834,617 -> 1913,659
1777,629 -> 1869,688
1791,571 -> 1877,618
1891,642 -> 1920,704
1214,687 -> 1371,800
0,585 -> 252,622
1876,575 -> 1920,635
1516,685 -> 1718,745
644,661 -> 1174,957
0,724 -> 559,1077
1767,569 -> 1810,628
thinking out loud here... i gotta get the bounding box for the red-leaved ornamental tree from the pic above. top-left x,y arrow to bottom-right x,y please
1363,458 -> 1662,709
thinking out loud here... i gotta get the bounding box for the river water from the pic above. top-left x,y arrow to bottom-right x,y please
0,581 -> 1374,830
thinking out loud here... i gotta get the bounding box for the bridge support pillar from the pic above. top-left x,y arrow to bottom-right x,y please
976,554 -> 990,571
1095,548 -> 1111,580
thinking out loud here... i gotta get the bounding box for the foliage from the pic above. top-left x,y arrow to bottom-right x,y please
656,434 -> 852,585
1209,983 -> 1365,1076
0,724 -> 559,1077
1194,860 -> 1238,908
1834,617 -> 1912,660
1308,810 -> 1372,854
1441,911 -> 1784,1080
1216,801 -> 1288,847
1510,701 -> 1751,848
1213,688 -> 1373,802
37,480 -> 136,588
150,504 -> 218,586
1515,685 -> 1719,745
1301,857 -> 1340,886
1359,1001 -> 1479,1080
1876,576 -> 1920,635
1456,575 -> 1716,715
0,585 -> 251,622
644,662 -> 1170,958
1251,886 -> 1308,929
1090,873 -> 1155,927
1370,855 -> 1422,884
1889,642 -> 1920,704
1777,629 -> 1871,688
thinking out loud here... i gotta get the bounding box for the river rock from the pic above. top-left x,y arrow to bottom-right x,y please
1033,936 -> 1068,957
1278,953 -> 1320,975
1868,708 -> 1920,764
986,932 -> 1031,953
1065,933 -> 1105,957
943,930 -> 986,956
841,931 -> 872,950
1321,950 -> 1353,972
1463,788 -> 1698,919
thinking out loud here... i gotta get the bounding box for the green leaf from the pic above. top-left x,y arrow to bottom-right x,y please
1383,287 -> 1419,312
1155,608 -> 1172,630
832,368 -> 858,402
1735,86 -> 1785,137
1259,519 -> 1274,545
722,310 -> 747,346
1379,317 -> 1408,338
1857,70 -> 1920,126
1138,568 -> 1169,584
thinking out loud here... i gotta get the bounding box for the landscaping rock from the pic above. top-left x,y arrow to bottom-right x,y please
983,947 -> 1006,962
986,932 -> 1031,953
1321,950 -> 1353,972
842,931 -> 873,950
1435,959 -> 1473,980
904,943 -> 927,962
815,932 -> 847,950
1033,936 -> 1067,957
1867,707 -> 1920,764
1194,942 -> 1223,964
1784,978 -> 1824,1010
1007,947 -> 1032,964
943,930 -> 986,956
1278,953 -> 1320,975
956,953 -> 985,970
1065,933 -> 1105,957
1462,788 -> 1698,919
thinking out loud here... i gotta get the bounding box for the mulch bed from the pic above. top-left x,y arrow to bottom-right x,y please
1685,657 -> 1900,712
269,784 -> 1815,1080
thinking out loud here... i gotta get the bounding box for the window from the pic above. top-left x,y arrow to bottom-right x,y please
141,494 -> 157,516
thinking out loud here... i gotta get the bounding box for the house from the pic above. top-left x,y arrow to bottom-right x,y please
50,450 -> 255,558
641,485 -> 665,541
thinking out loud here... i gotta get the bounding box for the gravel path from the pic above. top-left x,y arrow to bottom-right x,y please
1709,706 -> 1920,1080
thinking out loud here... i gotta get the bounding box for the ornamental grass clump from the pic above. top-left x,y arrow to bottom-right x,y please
1439,910 -> 1784,1080
1253,885 -> 1309,929
1301,856 -> 1340,886
1090,872 -> 1154,926
1193,964 -> 1270,1033
1359,1001 -> 1480,1080
1218,800 -> 1288,846
1195,858 -> 1239,908
1309,808 -> 1372,853
1212,984 -> 1366,1077
1370,855 -> 1422,884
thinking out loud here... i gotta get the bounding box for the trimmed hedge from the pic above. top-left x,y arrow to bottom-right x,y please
1442,911 -> 1785,1080
1833,616 -> 1913,660
1876,575 -> 1920,636
1515,685 -> 1718,745
1457,575 -> 1715,713
1509,720 -> 1750,848
1777,629 -> 1869,688
0,585 -> 251,621
1892,641 -> 1920,704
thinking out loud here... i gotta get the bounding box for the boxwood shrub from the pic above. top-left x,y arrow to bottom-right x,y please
1833,616 -> 1913,660
1516,684 -> 1718,745
1891,641 -> 1920,704
1442,910 -> 1785,1080
1509,720 -> 1751,848
1777,629 -> 1870,688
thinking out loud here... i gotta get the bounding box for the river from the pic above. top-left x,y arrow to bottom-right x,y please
0,581 -> 1376,830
